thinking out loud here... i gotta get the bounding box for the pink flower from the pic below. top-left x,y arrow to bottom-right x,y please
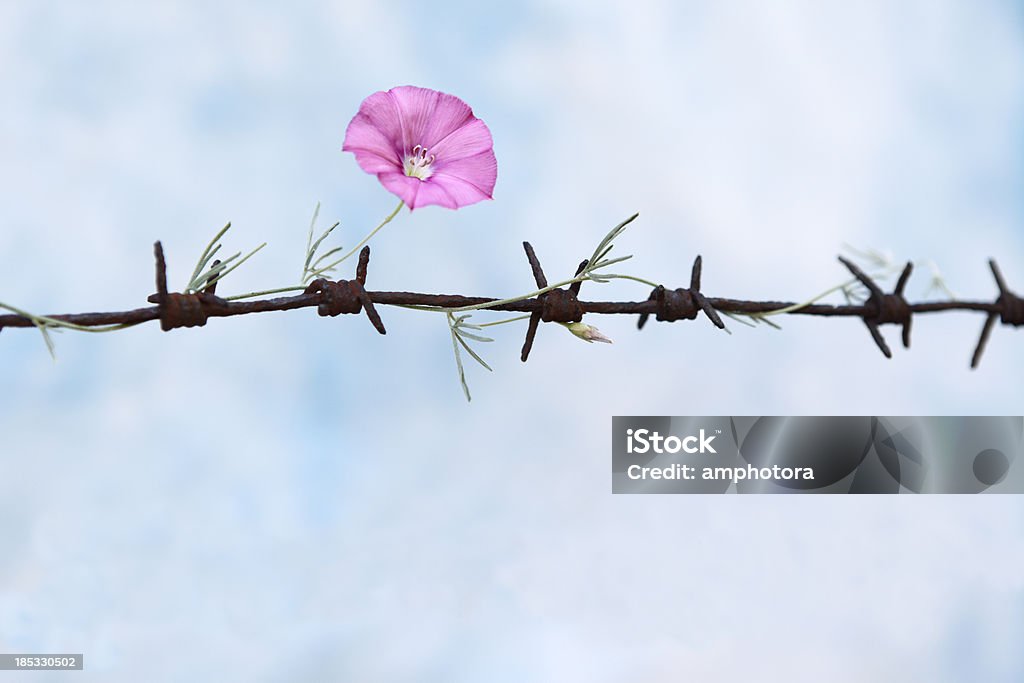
342,86 -> 497,210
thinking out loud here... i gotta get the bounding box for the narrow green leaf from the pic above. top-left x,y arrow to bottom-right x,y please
455,331 -> 493,371
456,329 -> 494,343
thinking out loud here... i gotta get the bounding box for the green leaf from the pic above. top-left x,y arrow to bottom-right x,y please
455,331 -> 493,371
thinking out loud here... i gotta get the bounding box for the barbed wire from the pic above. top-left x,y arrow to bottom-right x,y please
1,235 -> 1020,378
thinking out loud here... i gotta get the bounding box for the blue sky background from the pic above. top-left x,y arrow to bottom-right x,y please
1,1 -> 1023,680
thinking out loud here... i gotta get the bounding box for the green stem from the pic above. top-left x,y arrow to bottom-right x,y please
755,267 -> 893,317
599,273 -> 661,288
226,200 -> 405,301
190,242 -> 267,293
225,285 -> 307,302
0,301 -> 140,333
759,276 -> 862,316
390,303 -> 441,311
305,199 -> 404,280
444,276 -> 584,314
478,314 -> 532,327
188,222 -> 231,290
444,269 -> 660,314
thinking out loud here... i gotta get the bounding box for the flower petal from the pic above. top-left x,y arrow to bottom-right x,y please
376,172 -> 457,210
390,85 -> 475,149
427,172 -> 494,208
342,89 -> 404,155
342,113 -> 404,174
433,149 -> 497,199
343,86 -> 498,210
430,118 -> 494,162
387,86 -> 438,150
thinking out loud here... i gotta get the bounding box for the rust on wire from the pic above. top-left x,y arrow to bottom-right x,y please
520,243 -> 585,362
203,259 -> 222,295
0,239 -> 1018,370
637,255 -> 725,331
146,241 -> 228,331
837,256 -> 913,359
303,246 -> 386,334
519,241 -> 545,362
971,259 -> 1024,368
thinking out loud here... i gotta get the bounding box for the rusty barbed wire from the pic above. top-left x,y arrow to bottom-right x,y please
0,238 -> 1019,369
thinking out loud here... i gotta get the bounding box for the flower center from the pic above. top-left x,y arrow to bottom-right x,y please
403,144 -> 435,180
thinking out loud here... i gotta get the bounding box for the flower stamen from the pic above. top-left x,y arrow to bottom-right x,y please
404,144 -> 436,180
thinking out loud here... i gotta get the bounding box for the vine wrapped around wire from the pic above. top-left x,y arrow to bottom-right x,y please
2,84 -> 1020,401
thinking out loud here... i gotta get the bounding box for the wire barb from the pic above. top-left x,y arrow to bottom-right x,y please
303,246 -> 386,334
0,240 -> 1017,375
147,241 -> 227,331
970,259 -> 1023,368
838,256 -> 913,359
637,255 -> 725,330
519,243 -> 585,362
203,260 -> 222,295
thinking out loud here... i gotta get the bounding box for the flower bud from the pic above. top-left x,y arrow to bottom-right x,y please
564,321 -> 613,344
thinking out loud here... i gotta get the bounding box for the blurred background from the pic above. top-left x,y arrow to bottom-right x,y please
1,1 -> 1023,680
